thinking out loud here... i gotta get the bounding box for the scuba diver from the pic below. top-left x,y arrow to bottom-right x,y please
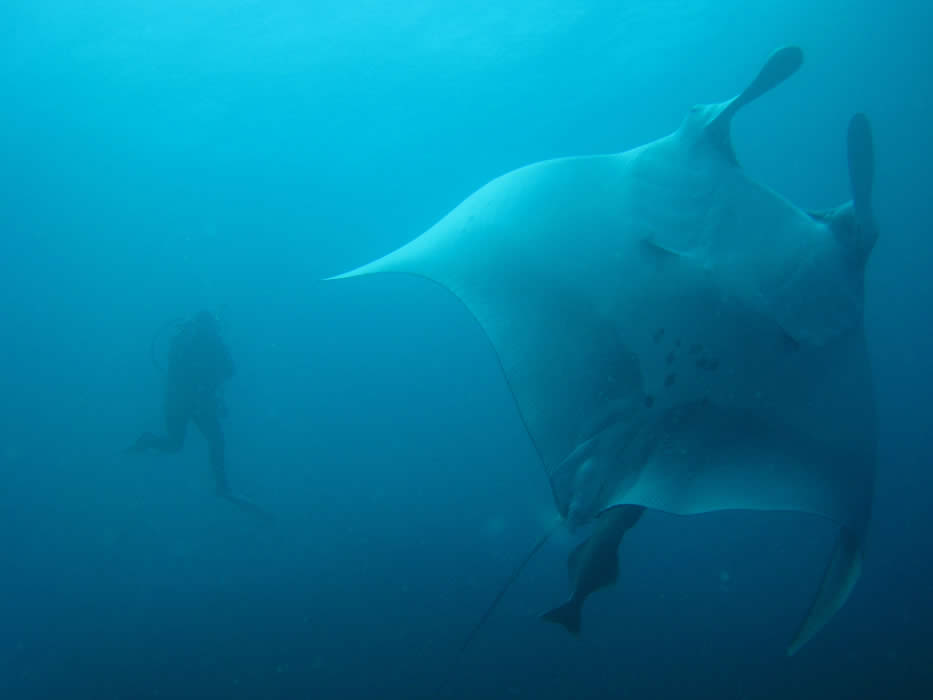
129,311 -> 235,497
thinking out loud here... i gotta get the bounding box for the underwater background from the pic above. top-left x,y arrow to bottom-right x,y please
1,1 -> 931,698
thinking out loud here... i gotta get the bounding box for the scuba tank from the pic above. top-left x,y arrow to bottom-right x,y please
149,318 -> 186,376
150,314 -> 231,420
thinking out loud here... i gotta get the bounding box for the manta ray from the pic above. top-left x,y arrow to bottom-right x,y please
330,46 -> 878,656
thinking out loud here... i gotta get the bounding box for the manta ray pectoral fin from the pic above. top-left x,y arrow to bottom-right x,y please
787,527 -> 863,656
641,238 -> 691,258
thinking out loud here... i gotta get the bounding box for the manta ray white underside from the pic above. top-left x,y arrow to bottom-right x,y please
331,46 -> 879,655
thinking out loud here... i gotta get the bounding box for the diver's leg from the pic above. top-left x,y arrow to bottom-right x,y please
130,391 -> 188,454
193,410 -> 229,496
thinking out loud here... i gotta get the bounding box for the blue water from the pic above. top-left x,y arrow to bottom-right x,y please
1,1 -> 931,698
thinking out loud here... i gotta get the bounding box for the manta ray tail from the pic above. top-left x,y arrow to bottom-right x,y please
787,527 -> 863,656
432,521 -> 560,697
540,596 -> 583,636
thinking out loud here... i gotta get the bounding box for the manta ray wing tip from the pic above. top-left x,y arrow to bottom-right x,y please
324,263 -> 379,282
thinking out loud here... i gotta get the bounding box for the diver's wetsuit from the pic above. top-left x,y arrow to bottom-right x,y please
132,313 -> 235,495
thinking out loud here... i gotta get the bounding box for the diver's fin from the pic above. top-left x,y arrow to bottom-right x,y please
122,433 -> 156,455
220,493 -> 275,522
541,597 -> 583,636
787,526 -> 863,656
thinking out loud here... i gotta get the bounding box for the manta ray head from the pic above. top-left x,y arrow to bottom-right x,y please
676,102 -> 741,165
